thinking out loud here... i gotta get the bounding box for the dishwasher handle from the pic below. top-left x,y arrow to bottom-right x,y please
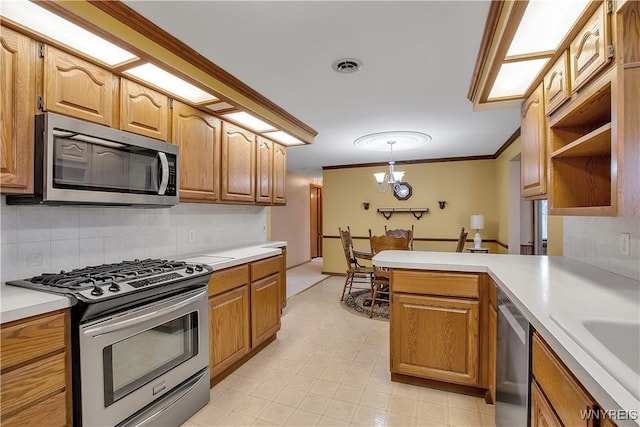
498,303 -> 527,345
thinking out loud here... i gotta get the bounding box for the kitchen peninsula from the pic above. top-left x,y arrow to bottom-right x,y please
374,250 -> 640,427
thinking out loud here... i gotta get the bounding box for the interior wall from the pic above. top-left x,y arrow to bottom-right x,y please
270,171 -> 320,268
1,200 -> 267,283
495,137 -> 522,254
323,160 -> 499,274
563,216 -> 639,280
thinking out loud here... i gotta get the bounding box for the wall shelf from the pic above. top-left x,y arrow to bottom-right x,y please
377,208 -> 429,220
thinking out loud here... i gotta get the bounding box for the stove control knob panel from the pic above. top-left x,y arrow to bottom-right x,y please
91,286 -> 104,296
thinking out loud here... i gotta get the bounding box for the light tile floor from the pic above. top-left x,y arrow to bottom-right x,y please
183,275 -> 495,427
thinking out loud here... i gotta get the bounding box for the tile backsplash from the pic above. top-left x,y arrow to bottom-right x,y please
563,216 -> 640,281
0,199 -> 267,283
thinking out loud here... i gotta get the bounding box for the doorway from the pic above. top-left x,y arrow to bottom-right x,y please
310,184 -> 323,258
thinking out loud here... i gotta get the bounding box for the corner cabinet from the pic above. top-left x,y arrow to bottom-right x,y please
171,101 -> 221,202
521,83 -> 547,199
0,26 -> 37,195
0,309 -> 72,426
221,122 -> 256,202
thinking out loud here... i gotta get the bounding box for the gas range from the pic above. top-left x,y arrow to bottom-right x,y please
7,258 -> 213,320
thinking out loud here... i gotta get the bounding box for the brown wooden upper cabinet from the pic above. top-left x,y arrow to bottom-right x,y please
44,45 -> 114,126
544,51 -> 571,116
0,26 -> 37,195
520,83 -> 547,199
273,143 -> 287,204
256,137 -> 274,203
120,78 -> 169,141
221,122 -> 256,203
570,2 -> 612,93
171,101 -> 221,202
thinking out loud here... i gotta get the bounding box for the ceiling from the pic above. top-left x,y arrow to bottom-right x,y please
123,1 -> 521,178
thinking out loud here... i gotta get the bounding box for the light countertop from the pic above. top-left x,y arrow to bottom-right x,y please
0,241 -> 286,324
373,250 -> 640,425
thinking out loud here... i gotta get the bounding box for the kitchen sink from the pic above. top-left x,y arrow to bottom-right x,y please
550,314 -> 640,400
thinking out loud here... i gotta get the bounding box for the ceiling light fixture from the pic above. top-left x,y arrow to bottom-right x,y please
1,0 -> 138,66
354,131 -> 431,196
124,63 -> 217,103
263,131 -> 304,146
223,112 -> 275,132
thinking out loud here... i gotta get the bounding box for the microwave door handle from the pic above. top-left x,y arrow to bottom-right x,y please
157,152 -> 169,195
83,290 -> 206,337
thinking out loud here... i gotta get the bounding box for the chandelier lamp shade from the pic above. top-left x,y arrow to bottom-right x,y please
470,214 -> 485,249
373,142 -> 405,193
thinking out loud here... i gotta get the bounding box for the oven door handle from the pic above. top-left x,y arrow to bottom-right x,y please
83,290 -> 206,337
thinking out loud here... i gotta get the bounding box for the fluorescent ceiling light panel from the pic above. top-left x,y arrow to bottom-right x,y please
489,59 -> 549,99
125,64 -> 216,103
224,112 -> 275,132
1,0 -> 137,66
507,0 -> 591,56
263,131 -> 303,146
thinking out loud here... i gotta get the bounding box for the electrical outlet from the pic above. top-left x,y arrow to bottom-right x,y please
188,230 -> 195,243
26,252 -> 43,267
620,233 -> 630,256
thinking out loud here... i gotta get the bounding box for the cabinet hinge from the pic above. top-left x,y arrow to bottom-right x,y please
608,44 -> 615,59
37,96 -> 44,111
38,43 -> 45,58
606,0 -> 614,13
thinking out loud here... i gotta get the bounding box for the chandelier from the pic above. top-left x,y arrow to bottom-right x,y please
373,141 -> 405,193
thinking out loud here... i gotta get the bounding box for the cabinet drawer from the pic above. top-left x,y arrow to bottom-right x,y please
570,2 -> 612,93
532,333 -> 597,426
251,255 -> 282,281
1,390 -> 67,427
1,352 -> 66,417
1,311 -> 66,370
208,264 -> 249,297
544,50 -> 571,115
391,270 -> 479,298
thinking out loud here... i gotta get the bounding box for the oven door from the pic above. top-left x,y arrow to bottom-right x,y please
78,287 -> 209,427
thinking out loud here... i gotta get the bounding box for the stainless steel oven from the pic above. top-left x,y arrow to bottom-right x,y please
7,258 -> 212,427
80,287 -> 209,427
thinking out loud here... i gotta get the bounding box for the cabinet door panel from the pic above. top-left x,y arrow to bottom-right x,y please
521,84 -> 547,198
0,26 -> 36,194
256,137 -> 273,203
221,122 -> 255,202
120,78 -> 169,141
570,3 -> 611,93
531,380 -> 563,427
44,46 -> 113,126
251,273 -> 281,348
209,286 -> 250,378
544,51 -> 570,115
171,101 -> 221,202
273,143 -> 287,204
391,294 -> 479,386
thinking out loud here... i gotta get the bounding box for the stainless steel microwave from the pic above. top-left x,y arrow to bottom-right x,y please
7,113 -> 179,207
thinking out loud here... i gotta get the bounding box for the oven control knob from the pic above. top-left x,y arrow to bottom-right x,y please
195,265 -> 204,272
108,283 -> 121,292
91,286 -> 104,296
185,266 -> 194,274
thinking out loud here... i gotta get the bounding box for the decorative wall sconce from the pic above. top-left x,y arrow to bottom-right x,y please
363,202 -> 370,210
438,201 -> 447,209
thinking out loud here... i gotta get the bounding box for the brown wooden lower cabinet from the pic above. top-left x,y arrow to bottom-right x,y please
531,380 -> 563,427
209,285 -> 250,378
208,253 -> 284,382
0,309 -> 71,426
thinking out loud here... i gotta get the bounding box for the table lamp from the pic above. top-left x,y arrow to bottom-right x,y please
470,214 -> 485,249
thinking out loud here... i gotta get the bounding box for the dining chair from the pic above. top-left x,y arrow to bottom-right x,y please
456,227 -> 468,252
384,225 -> 414,250
368,235 -> 410,318
339,226 -> 374,301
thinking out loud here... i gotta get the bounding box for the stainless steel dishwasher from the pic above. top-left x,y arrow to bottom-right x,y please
496,288 -> 531,427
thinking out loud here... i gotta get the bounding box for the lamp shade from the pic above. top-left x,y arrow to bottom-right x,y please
470,214 -> 485,230
373,173 -> 386,184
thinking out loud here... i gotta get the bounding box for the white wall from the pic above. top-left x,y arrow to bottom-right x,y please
0,199 -> 267,283
563,216 -> 640,281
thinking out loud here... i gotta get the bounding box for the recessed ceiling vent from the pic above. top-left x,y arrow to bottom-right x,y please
332,58 -> 362,74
